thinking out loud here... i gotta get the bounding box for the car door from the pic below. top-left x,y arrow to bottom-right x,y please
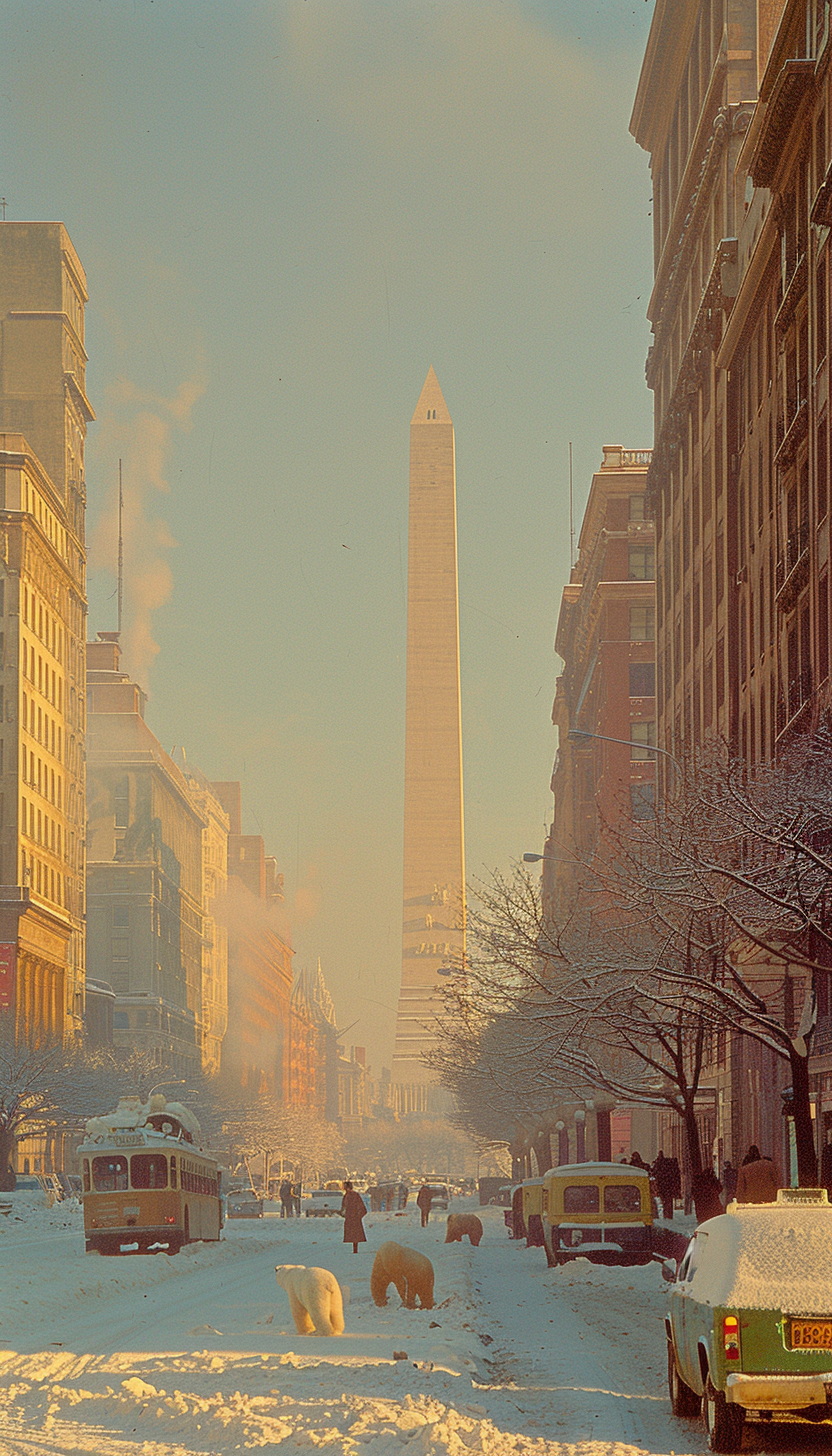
680,1230 -> 712,1392
671,1235 -> 700,1391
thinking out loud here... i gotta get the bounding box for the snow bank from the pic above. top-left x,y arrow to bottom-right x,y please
545,1257 -> 665,1290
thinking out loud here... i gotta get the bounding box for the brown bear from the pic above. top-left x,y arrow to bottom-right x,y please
444,1212 -> 483,1246
370,1240 -> 434,1310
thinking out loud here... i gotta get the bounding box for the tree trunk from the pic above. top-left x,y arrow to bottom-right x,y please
0,1126 -> 16,1191
683,1102 -> 703,1180
596,1107 -> 612,1162
790,1044 -> 818,1186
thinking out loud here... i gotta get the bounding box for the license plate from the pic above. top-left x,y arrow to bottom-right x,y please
787,1319 -> 832,1349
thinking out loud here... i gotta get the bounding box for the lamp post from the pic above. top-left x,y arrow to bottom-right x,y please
555,1119 -> 569,1166
567,728 -> 680,792
574,1107 -> 586,1163
522,853 -> 577,864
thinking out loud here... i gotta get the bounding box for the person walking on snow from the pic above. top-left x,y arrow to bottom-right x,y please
340,1181 -> 367,1253
416,1183 -> 433,1228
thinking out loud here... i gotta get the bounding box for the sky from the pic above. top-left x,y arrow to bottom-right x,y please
2,0 -> 656,1070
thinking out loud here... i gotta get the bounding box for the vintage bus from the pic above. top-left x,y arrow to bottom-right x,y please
541,1161 -> 654,1267
78,1103 -> 222,1255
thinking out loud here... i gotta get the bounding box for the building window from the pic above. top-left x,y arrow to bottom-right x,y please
630,783 -> 656,820
112,904 -> 129,928
629,604 -> 655,641
629,662 -> 656,696
628,542 -> 655,579
630,722 -> 657,759
114,776 -> 129,829
629,494 -> 646,522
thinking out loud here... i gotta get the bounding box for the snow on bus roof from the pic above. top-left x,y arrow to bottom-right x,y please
547,1162 -> 650,1178
689,1204 -> 832,1313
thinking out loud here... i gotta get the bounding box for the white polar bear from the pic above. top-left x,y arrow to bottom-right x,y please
274,1264 -> 345,1336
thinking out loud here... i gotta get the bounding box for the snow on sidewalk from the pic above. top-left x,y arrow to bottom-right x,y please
0,1199 -> 713,1454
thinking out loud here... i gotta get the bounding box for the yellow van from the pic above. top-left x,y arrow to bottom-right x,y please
542,1161 -> 653,1267
521,1176 -> 548,1247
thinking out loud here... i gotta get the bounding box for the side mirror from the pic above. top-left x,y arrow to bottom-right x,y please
661,1258 -> 677,1283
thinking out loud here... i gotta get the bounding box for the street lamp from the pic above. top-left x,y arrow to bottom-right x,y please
567,727 -> 680,774
522,853 -> 577,864
148,1079 -> 186,1098
574,1107 -> 586,1164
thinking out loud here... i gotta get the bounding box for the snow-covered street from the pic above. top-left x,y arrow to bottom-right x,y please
0,1196 -> 817,1455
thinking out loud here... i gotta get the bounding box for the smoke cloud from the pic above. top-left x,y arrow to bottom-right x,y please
89,372 -> 206,686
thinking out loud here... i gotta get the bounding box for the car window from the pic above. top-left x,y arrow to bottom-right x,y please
604,1184 -> 642,1214
677,1235 -> 697,1282
563,1184 -> 600,1213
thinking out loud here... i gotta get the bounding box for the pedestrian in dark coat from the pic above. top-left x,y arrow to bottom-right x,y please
416,1184 -> 433,1228
736,1145 -> 781,1203
340,1182 -> 367,1252
652,1151 -> 676,1219
691,1166 -> 724,1224
279,1179 -> 293,1218
722,1160 -> 738,1203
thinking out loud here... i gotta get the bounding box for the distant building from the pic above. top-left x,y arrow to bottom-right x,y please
0,222 -> 92,1044
86,634 -> 205,1074
290,960 -> 339,1120
211,780 -> 294,1095
545,446 -> 655,921
171,749 -> 229,1078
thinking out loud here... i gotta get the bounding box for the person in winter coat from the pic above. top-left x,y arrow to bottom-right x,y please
416,1184 -> 433,1228
340,1181 -> 367,1252
279,1179 -> 293,1218
736,1145 -> 781,1203
722,1160 -> 738,1204
691,1166 -> 723,1224
652,1151 -> 679,1219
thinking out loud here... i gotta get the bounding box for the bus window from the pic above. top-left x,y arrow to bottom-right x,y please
170,1155 -> 177,1189
92,1155 -> 128,1192
130,1154 -> 168,1189
563,1184 -> 599,1214
604,1184 -> 642,1214
82,1158 -> 91,1193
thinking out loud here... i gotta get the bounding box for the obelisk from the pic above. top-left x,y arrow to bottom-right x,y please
392,368 -> 466,1114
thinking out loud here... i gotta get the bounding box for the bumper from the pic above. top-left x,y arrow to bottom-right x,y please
86,1226 -> 178,1250
726,1372 -> 832,1410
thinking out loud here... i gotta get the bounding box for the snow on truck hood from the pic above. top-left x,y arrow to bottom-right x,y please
689,1205 -> 832,1312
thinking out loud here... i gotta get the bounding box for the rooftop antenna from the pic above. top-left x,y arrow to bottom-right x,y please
569,441 -> 575,569
117,459 -> 124,638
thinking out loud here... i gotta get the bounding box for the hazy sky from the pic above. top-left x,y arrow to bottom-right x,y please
3,0 -> 655,1068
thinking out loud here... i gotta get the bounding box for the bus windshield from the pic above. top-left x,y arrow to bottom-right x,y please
131,1153 -> 168,1189
92,1155 -> 128,1191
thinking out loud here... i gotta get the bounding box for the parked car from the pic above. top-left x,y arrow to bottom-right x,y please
226,1190 -> 264,1218
665,1189 -> 832,1451
426,1183 -> 450,1210
302,1188 -> 344,1217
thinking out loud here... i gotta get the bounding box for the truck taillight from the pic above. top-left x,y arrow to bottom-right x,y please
165,1214 -> 176,1224
723,1314 -> 740,1361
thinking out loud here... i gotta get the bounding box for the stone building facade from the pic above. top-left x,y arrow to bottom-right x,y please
0,222 -> 91,1045
545,446 -> 655,923
86,635 -> 205,1074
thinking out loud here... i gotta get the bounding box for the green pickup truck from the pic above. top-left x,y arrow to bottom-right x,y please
666,1189 -> 832,1451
